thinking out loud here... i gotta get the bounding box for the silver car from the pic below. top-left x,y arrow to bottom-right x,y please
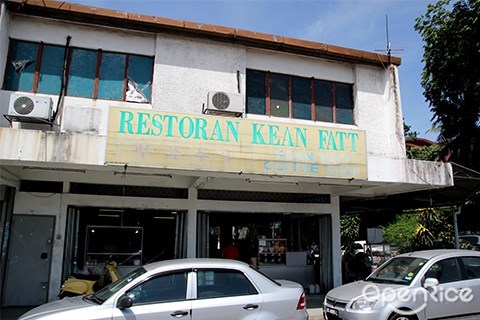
324,249 -> 480,320
19,258 -> 308,320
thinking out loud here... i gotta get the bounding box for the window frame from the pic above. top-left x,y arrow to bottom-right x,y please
195,268 -> 258,299
459,256 -> 480,280
425,257 -> 464,284
246,69 -> 354,125
126,269 -> 189,306
3,38 -> 154,103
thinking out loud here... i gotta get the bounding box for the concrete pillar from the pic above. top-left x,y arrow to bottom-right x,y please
186,186 -> 197,258
330,195 -> 342,287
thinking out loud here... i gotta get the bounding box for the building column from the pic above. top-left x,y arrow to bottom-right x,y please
186,186 -> 198,258
331,195 -> 342,287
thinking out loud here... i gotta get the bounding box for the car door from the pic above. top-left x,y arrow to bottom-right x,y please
424,257 -> 471,319
191,268 -> 263,320
112,270 -> 192,320
461,256 -> 480,316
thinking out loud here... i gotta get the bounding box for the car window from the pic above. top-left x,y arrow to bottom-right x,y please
196,269 -> 258,299
460,236 -> 480,245
127,271 -> 188,305
425,258 -> 462,284
93,267 -> 147,303
368,257 -> 427,285
461,257 -> 480,279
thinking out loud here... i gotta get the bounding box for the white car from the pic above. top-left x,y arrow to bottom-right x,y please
19,258 -> 308,320
324,249 -> 480,320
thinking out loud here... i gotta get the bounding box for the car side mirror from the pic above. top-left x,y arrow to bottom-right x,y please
423,277 -> 439,288
117,295 -> 133,309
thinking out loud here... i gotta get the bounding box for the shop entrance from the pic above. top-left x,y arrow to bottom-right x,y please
63,207 -> 181,283
203,212 -> 332,291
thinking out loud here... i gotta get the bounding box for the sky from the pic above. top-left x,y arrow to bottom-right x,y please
71,0 -> 438,140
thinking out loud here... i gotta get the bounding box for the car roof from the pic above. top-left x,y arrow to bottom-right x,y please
141,258 -> 250,272
396,249 -> 480,260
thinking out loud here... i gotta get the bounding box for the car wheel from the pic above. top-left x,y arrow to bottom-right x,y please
389,313 -> 417,320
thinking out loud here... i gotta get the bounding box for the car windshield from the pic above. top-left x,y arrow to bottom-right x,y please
367,257 -> 428,285
88,267 -> 147,303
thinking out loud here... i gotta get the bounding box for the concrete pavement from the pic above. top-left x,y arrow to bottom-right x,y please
307,293 -> 325,320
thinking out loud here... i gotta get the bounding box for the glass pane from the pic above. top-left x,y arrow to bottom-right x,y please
67,48 -> 97,98
98,52 -> 126,100
131,272 -> 187,304
246,70 -> 266,114
37,45 -> 64,95
292,76 -> 311,120
335,83 -> 354,124
462,257 -> 480,279
314,80 -> 333,122
270,73 -> 289,118
127,55 -> 153,103
3,40 -> 38,91
197,269 -> 256,299
432,258 -> 462,284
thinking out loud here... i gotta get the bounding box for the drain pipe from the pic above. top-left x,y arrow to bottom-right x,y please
453,207 -> 461,249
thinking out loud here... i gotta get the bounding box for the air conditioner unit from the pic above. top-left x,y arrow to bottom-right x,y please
8,94 -> 52,120
206,91 -> 244,114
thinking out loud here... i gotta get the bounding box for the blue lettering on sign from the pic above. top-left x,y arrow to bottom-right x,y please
264,160 -> 319,174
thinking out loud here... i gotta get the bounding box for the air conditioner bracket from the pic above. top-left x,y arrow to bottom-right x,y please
201,104 -> 243,118
4,114 -> 53,125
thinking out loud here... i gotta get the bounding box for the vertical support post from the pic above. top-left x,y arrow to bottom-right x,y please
186,186 -> 198,258
453,207 -> 461,249
331,195 -> 342,287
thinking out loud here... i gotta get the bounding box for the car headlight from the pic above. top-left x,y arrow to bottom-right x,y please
351,299 -> 376,311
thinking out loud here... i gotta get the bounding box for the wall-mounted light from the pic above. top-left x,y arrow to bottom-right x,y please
99,208 -> 124,213
154,216 -> 175,220
114,171 -> 172,178
246,178 -> 298,186
23,166 -> 86,173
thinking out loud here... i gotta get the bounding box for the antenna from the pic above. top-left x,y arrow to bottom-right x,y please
385,14 -> 391,56
375,14 -> 403,62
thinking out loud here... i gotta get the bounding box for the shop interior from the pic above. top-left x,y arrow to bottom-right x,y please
63,208 -> 329,290
65,207 -> 179,277
208,212 -> 321,266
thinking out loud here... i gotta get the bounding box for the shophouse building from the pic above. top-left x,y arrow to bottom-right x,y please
0,0 -> 453,306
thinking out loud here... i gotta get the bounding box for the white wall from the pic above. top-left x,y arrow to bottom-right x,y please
8,15 -> 155,54
1,14 -> 408,165
153,34 -> 246,114
247,48 -> 354,84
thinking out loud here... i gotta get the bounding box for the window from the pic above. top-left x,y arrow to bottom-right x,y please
3,39 -> 153,103
246,69 -> 354,124
128,271 -> 188,305
461,257 -> 480,279
425,258 -> 462,284
196,269 -> 258,299
3,40 -> 38,92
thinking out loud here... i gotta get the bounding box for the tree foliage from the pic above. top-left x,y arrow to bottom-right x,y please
382,213 -> 418,253
406,143 -> 444,161
404,121 -> 445,161
340,214 -> 360,255
415,0 -> 480,171
382,207 -> 456,253
412,207 -> 455,250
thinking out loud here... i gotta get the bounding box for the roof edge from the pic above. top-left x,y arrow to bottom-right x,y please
5,0 -> 401,67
